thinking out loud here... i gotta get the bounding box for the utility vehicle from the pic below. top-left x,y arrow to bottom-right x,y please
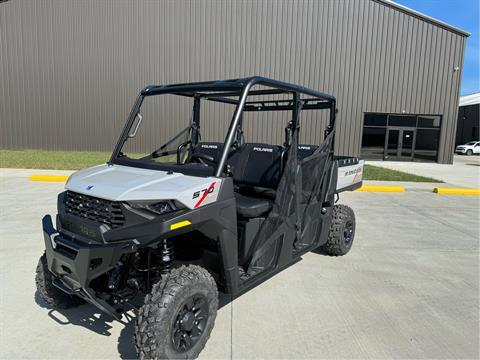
36,77 -> 363,359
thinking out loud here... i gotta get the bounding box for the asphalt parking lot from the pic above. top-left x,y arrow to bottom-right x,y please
1,170 -> 479,359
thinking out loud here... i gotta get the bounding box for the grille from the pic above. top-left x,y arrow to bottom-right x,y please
65,191 -> 125,228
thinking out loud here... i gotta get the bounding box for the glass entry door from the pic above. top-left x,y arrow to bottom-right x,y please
384,128 -> 415,160
401,129 -> 415,158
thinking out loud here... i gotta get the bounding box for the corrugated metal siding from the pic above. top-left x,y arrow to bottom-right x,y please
0,0 -> 466,163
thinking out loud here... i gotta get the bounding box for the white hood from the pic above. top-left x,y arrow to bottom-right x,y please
65,164 -> 222,209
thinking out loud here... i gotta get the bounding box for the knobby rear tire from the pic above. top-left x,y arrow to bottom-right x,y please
322,204 -> 356,256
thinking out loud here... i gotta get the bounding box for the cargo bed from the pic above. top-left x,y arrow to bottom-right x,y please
335,156 -> 364,193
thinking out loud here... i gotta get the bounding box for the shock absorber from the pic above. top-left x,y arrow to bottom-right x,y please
159,238 -> 174,273
107,261 -> 123,290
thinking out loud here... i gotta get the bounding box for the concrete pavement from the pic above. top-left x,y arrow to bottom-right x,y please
368,155 -> 480,188
0,171 -> 479,359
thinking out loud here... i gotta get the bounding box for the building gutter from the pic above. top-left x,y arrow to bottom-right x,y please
375,0 -> 470,37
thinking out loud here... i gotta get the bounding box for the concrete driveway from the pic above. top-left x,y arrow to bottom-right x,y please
1,170 -> 479,359
368,155 -> 480,188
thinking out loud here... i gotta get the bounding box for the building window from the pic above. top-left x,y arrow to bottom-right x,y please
415,129 -> 440,162
361,127 -> 387,160
364,113 -> 388,126
361,113 -> 442,162
417,115 -> 441,128
388,115 -> 417,127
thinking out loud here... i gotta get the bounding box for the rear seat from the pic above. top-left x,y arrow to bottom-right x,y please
297,144 -> 319,160
192,142 -> 318,164
227,143 -> 283,218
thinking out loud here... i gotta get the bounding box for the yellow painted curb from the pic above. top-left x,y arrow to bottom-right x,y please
357,185 -> 405,192
433,188 -> 480,195
29,174 -> 69,182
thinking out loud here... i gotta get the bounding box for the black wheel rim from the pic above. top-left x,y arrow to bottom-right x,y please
171,294 -> 209,353
343,220 -> 354,245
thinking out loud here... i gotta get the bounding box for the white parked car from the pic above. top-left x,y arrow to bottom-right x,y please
455,141 -> 480,155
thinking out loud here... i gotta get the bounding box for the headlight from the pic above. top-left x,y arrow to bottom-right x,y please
128,200 -> 183,215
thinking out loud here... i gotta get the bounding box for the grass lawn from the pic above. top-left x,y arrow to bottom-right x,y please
1,149 -> 441,182
0,149 -> 113,170
363,164 -> 441,182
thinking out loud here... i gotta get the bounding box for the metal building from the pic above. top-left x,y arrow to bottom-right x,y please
0,0 -> 469,163
456,93 -> 480,146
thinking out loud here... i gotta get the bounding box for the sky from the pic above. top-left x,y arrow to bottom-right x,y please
397,0 -> 479,96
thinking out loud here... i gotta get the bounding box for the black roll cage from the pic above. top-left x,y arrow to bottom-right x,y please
110,76 -> 336,177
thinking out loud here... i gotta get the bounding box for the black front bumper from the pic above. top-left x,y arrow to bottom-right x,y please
42,215 -> 137,318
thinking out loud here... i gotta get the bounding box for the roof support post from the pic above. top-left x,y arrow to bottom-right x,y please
292,92 -> 301,143
192,96 -> 201,147
215,80 -> 256,177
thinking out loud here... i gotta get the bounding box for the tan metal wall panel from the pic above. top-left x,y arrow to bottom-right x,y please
0,0 -> 467,163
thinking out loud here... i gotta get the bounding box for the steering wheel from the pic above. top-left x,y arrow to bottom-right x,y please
188,153 -> 217,166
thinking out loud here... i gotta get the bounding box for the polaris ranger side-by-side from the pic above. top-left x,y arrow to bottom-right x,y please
36,77 -> 363,359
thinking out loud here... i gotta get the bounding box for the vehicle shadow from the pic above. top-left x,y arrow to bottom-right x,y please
35,290 -> 137,358
35,290 -> 233,359
310,246 -> 330,255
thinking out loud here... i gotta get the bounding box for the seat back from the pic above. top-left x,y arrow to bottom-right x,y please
228,143 -> 283,190
192,142 -> 224,163
298,144 -> 319,160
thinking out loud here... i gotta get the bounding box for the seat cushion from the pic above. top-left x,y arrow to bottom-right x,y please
237,185 -> 276,199
227,143 -> 283,190
235,193 -> 273,218
192,142 -> 224,163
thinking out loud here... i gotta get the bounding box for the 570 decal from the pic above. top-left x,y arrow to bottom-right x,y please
192,186 -> 215,199
192,182 -> 216,208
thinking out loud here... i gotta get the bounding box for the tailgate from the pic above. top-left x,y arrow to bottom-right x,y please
335,156 -> 364,192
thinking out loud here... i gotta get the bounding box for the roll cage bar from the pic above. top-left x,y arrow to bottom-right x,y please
110,76 -> 337,177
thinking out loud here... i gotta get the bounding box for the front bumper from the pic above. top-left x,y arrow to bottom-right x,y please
455,148 -> 467,154
42,215 -> 137,318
